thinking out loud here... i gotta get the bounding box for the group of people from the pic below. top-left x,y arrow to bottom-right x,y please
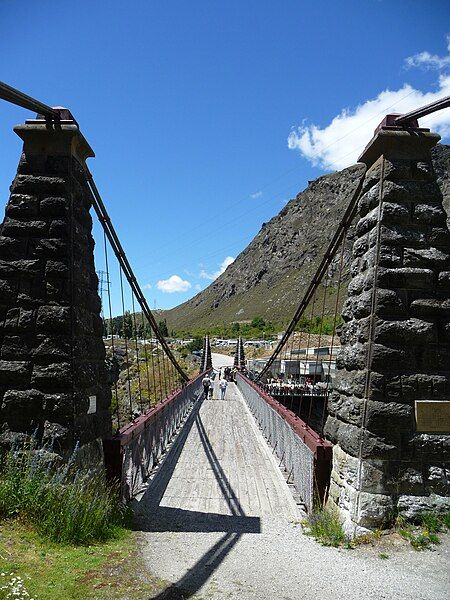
202,371 -> 228,401
263,377 -> 329,397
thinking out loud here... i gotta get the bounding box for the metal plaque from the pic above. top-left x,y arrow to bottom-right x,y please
415,400 -> 450,433
87,395 -> 97,415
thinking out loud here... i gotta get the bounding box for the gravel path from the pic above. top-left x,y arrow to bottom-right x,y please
137,519 -> 449,600
133,354 -> 449,599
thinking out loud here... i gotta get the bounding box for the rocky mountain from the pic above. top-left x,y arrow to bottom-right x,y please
164,144 -> 450,330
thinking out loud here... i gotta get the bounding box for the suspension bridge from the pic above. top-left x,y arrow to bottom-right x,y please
0,81 -> 449,599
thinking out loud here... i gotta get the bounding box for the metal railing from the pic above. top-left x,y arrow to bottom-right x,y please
104,371 -> 206,500
236,373 -> 331,512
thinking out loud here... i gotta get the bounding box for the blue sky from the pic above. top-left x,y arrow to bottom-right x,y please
1,1 -> 450,311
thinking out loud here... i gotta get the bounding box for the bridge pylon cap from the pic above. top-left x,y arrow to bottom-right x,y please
14,111 -> 95,164
358,126 -> 440,169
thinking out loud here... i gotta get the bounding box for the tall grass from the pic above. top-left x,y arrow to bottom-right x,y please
306,507 -> 347,547
0,441 -> 128,545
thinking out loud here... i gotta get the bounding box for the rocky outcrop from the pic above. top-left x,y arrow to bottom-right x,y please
165,145 -> 450,329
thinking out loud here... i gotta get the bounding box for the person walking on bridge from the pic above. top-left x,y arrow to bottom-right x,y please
219,376 -> 228,401
202,374 -> 211,399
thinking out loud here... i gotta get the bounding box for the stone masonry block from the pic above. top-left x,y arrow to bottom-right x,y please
6,195 -> 39,218
397,494 -> 450,520
374,318 -> 437,346
370,224 -> 426,248
426,466 -> 450,496
413,203 -> 447,226
352,235 -> 369,258
0,280 -> 17,304
45,260 -> 69,279
358,185 -> 380,217
437,271 -> 450,291
39,197 -> 68,217
429,227 -> 450,247
31,336 -> 71,363
29,239 -> 68,259
381,202 -> 411,225
48,220 -> 69,236
365,400 -> 414,438
0,237 -> 27,259
357,492 -> 394,528
1,218 -> 48,237
12,175 -> 67,195
403,247 -> 450,270
411,434 -> 449,461
32,362 -> 72,389
377,267 -> 434,291
36,305 -> 71,333
0,360 -> 32,386
1,336 -> 30,360
1,389 -> 45,430
410,298 -> 450,318
371,342 -> 417,372
328,392 -> 363,426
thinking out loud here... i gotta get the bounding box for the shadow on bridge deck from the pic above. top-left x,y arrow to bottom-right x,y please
133,380 -> 299,598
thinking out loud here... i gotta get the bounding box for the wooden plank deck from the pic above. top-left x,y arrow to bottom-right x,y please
135,378 -> 299,521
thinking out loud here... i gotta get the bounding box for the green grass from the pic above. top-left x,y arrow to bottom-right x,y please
0,521 -> 169,600
0,443 -> 128,546
304,508 -> 347,547
396,512 -> 450,551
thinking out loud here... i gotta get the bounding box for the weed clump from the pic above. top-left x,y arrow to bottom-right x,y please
0,441 -> 128,545
305,508 -> 347,547
396,512 -> 450,551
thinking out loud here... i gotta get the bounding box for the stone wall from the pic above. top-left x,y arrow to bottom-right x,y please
0,115 -> 111,465
325,128 -> 450,533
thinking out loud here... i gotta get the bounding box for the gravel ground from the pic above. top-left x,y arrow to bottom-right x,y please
136,352 -> 450,600
137,516 -> 449,600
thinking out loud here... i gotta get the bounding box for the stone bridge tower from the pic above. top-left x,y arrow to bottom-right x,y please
326,121 -> 450,532
0,113 -> 111,465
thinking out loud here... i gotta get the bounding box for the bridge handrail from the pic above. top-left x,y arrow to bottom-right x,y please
104,371 -> 208,499
111,371 -> 206,445
236,372 -> 332,510
239,373 -> 331,457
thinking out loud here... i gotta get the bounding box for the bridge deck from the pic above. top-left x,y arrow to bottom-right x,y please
134,379 -> 299,524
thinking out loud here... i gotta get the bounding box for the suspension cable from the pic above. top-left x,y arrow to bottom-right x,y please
0,80 -> 60,120
86,173 -> 189,382
257,172 -> 366,381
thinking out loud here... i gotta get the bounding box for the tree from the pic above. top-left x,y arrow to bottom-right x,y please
186,337 -> 203,353
122,311 -> 133,339
158,319 -> 169,337
231,322 -> 240,334
251,316 -> 266,330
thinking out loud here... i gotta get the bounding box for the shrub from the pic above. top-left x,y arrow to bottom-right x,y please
0,441 -> 128,545
305,508 -> 347,547
395,512 -> 450,550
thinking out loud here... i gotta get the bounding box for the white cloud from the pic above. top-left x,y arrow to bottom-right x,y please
288,36 -> 450,171
156,274 -> 192,293
194,284 -> 202,291
250,191 -> 263,199
199,256 -> 235,281
405,35 -> 450,70
143,283 -> 152,290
